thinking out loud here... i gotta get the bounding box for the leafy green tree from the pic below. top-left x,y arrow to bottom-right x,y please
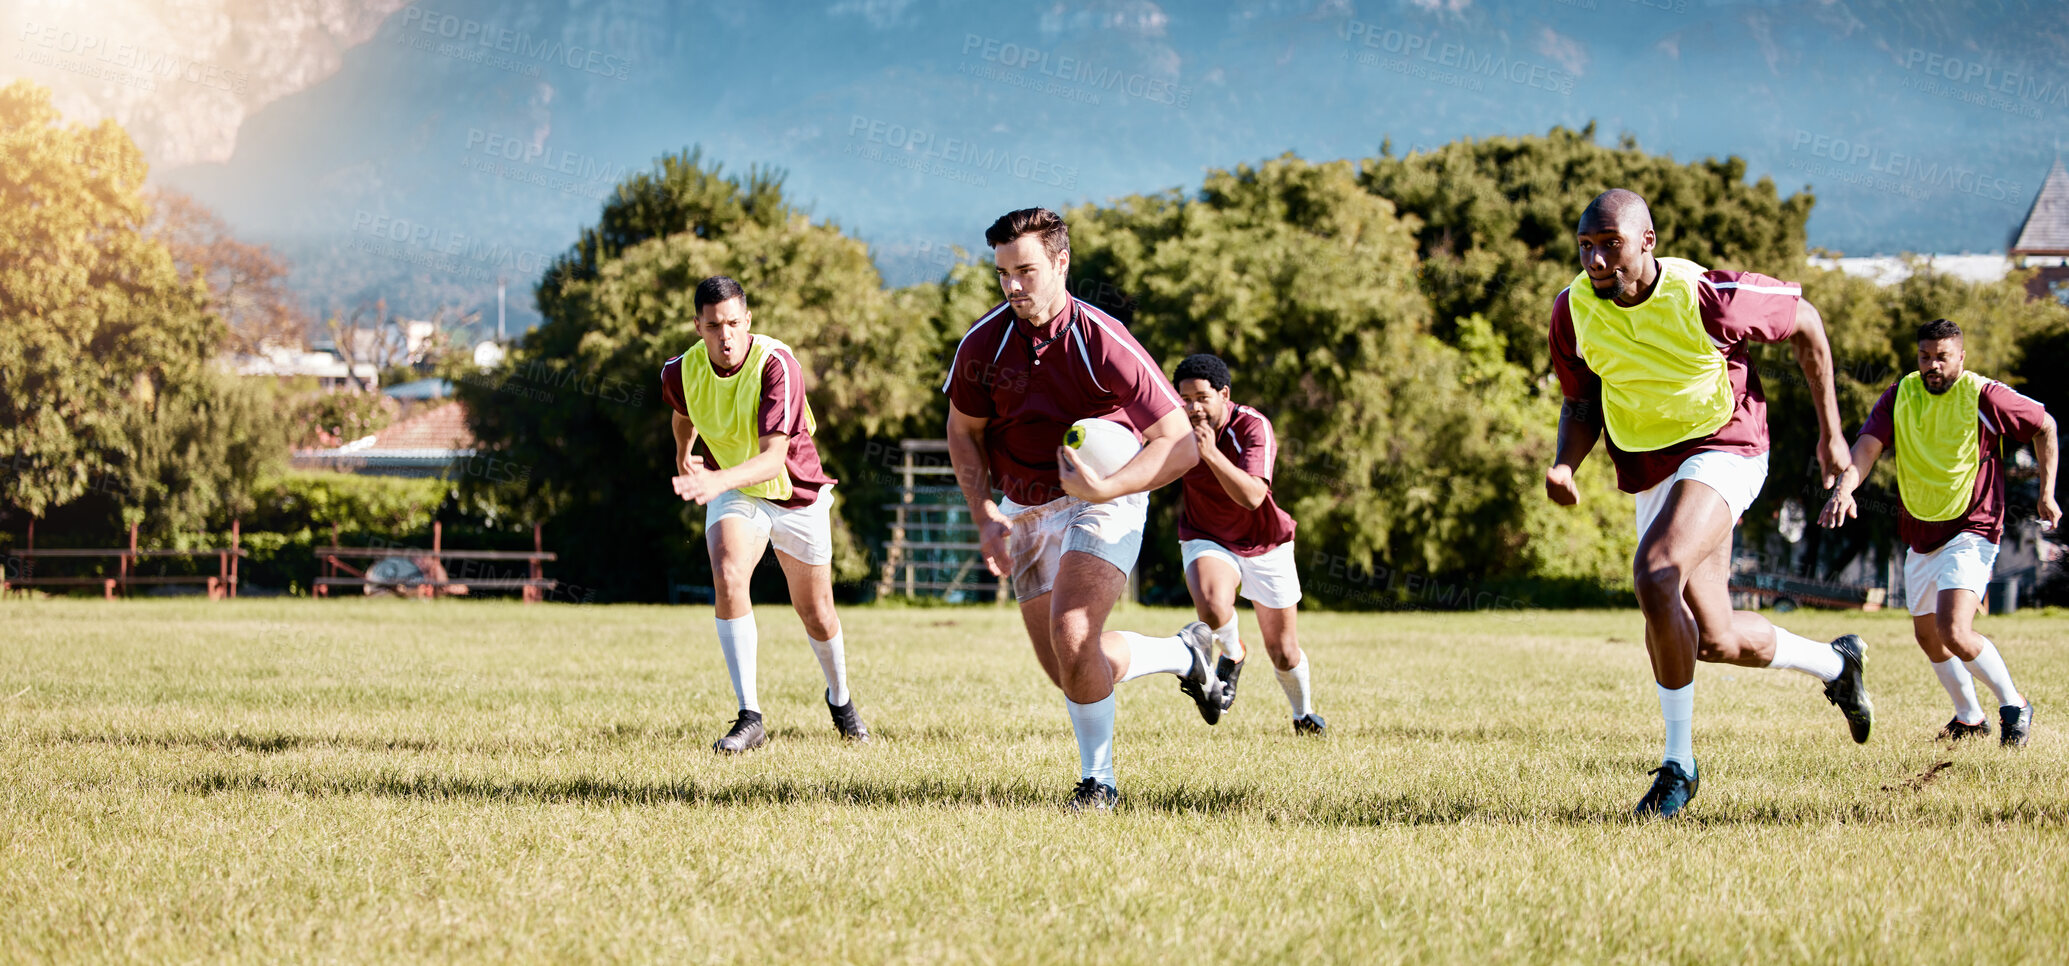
1359,125 -> 1814,374
0,80 -> 284,539
461,157 -> 940,599
1066,156 -> 1589,603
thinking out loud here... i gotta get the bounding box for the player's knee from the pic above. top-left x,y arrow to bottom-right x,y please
1938,619 -> 1983,660
1634,560 -> 1685,605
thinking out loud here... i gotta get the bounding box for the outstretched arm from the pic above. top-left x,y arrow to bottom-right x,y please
947,404 -> 1013,577
1545,397 -> 1601,505
1789,298 -> 1851,488
2036,414 -> 2060,531
1817,434 -> 1884,529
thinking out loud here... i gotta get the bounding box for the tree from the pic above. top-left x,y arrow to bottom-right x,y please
0,80 -> 285,537
148,187 -> 308,356
460,153 -> 941,600
1360,125 -> 1814,375
1067,156 -> 1593,603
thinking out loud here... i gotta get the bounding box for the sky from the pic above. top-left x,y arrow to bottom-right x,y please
5,0 -> 2067,332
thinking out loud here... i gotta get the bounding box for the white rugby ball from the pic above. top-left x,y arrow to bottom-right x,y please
1063,417 -> 1142,479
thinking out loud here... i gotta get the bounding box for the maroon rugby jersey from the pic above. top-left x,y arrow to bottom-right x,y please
659,335 -> 836,509
1176,403 -> 1297,556
944,296 -> 1180,507
1860,377 -> 2049,553
1549,269 -> 1801,494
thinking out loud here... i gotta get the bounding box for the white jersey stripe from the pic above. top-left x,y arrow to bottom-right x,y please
767,342 -> 802,435
943,303 -> 1012,393
1702,279 -> 1802,295
1071,326 -> 1112,394
1074,298 -> 1182,407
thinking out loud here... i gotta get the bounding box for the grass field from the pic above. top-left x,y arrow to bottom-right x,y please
4,598 -> 2067,963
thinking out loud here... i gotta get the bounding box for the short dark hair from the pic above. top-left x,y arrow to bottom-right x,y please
1917,318 -> 1962,343
984,208 -> 1069,259
694,275 -> 747,313
1173,353 -> 1231,391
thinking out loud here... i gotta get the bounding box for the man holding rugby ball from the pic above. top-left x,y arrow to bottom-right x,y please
943,207 -> 1226,811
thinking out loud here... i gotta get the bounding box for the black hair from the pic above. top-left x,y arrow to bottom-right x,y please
984,208 -> 1069,259
1916,318 -> 1962,343
694,275 -> 747,313
1173,353 -> 1231,391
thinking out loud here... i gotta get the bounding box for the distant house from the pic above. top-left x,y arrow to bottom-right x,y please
2010,159 -> 2069,303
233,344 -> 379,391
1807,159 -> 2069,306
293,400 -> 478,478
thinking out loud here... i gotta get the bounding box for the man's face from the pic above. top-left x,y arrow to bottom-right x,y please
696,297 -> 753,370
994,234 -> 1069,323
1176,378 -> 1229,429
1575,214 -> 1655,303
1917,337 -> 1965,394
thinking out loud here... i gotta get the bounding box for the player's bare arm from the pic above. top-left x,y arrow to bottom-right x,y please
673,431 -> 790,506
1189,416 -> 1268,510
946,402 -> 1012,577
2037,413 -> 2060,530
1817,434 -> 1885,529
1788,298 -> 1852,488
671,411 -> 700,474
1545,396 -> 1601,506
1058,406 -> 1199,503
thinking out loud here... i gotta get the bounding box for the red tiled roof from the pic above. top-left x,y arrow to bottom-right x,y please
366,401 -> 477,452
2013,159 -> 2069,255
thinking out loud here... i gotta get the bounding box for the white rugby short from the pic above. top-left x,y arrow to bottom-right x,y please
1181,538 -> 1302,609
706,485 -> 836,566
1633,450 -> 1770,542
999,492 -> 1147,602
1904,532 -> 1998,617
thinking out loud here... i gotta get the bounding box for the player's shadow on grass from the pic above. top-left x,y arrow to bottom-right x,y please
165,770 -> 2069,825
49,729 -> 443,754
175,769 -> 1086,810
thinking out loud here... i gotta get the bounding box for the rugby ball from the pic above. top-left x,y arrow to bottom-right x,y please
1063,417 -> 1141,479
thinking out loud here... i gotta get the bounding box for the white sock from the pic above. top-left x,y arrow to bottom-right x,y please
1211,619 -> 1245,663
808,631 -> 849,707
1964,638 -> 2024,709
715,615 -> 759,712
1115,631 -> 1194,683
1931,657 -> 1987,724
1065,694 -> 1116,786
1274,657 -> 1313,717
1658,682 -> 1694,770
1767,627 -> 1843,682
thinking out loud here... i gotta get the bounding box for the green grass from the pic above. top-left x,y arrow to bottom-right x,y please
3,598 -> 2067,963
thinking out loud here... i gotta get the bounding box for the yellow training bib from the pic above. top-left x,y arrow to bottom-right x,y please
679,335 -> 816,502
1568,257 -> 1736,453
1893,370 -> 1983,523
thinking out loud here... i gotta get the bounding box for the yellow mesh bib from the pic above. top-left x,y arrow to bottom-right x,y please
1893,370 -> 1983,523
1568,257 -> 1736,453
679,335 -> 815,502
